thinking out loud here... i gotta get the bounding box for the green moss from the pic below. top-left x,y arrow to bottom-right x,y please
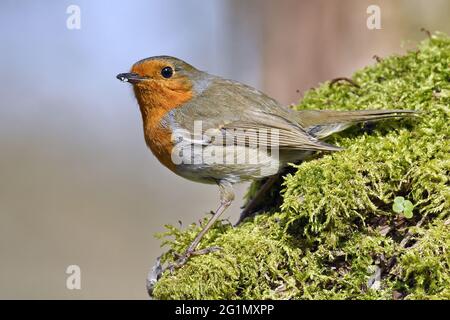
152,33 -> 450,300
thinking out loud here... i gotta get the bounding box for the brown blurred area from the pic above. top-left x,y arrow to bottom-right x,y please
0,0 -> 449,299
232,0 -> 450,105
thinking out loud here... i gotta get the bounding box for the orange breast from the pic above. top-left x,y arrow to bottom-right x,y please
144,108 -> 177,172
135,82 -> 193,173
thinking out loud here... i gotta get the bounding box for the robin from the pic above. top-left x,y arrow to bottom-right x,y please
117,56 -> 416,269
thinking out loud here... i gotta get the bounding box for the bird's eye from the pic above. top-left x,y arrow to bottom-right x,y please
161,66 -> 173,78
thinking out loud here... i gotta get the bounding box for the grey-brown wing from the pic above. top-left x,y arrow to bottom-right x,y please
169,77 -> 341,151
219,115 -> 342,151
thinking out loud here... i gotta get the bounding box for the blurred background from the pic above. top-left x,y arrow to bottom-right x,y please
0,0 -> 449,299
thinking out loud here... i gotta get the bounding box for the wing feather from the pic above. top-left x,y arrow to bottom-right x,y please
169,77 -> 342,152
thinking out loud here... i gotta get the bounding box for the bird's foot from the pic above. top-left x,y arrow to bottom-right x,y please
166,246 -> 222,273
146,246 -> 221,297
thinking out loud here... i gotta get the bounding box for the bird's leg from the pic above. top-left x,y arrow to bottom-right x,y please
168,180 -> 234,270
237,174 -> 280,225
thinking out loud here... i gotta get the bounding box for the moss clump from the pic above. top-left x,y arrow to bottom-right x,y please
152,33 -> 450,300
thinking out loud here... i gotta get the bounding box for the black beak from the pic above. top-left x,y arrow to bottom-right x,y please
116,73 -> 145,84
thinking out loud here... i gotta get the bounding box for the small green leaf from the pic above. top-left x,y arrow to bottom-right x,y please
404,200 -> 414,211
403,200 -> 414,218
403,209 -> 413,219
394,196 -> 405,205
393,202 -> 404,213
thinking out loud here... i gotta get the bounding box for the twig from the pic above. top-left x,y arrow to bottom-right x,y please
385,212 -> 429,274
329,77 -> 361,88
372,55 -> 382,63
398,212 -> 428,248
420,27 -> 431,39
146,255 -> 163,297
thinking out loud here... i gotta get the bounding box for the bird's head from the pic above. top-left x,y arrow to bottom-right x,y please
117,56 -> 203,111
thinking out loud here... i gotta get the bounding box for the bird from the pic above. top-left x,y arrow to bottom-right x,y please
117,56 -> 416,269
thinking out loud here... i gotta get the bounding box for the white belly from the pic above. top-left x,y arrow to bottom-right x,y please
174,145 -> 283,184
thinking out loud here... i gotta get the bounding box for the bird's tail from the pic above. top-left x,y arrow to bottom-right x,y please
295,109 -> 418,139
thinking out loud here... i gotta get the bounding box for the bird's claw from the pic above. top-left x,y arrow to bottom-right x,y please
190,245 -> 222,256
149,247 -> 219,296
165,246 -> 223,273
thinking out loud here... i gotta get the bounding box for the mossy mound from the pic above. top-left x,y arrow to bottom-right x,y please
152,33 -> 450,300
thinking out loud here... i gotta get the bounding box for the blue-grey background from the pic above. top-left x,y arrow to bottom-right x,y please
1,0 -> 449,298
